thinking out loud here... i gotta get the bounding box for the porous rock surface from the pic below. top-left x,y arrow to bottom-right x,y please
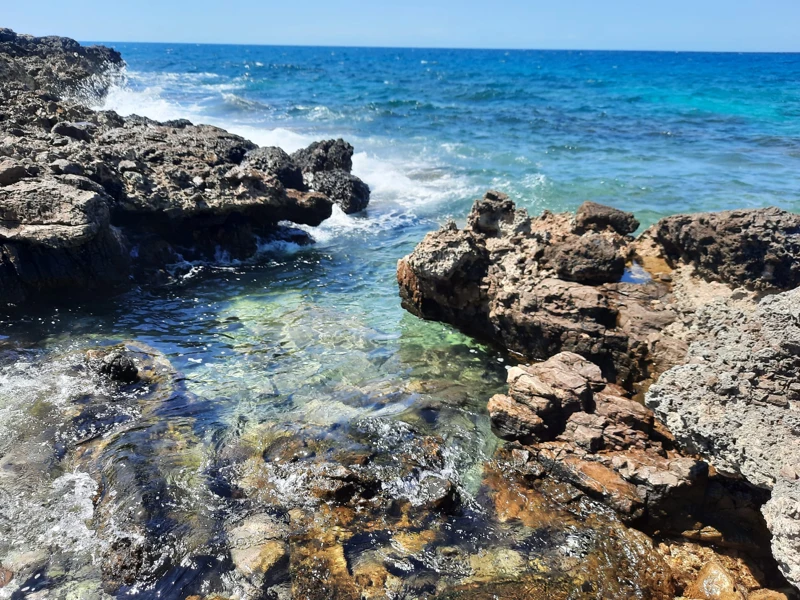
398,191 -> 800,389
399,190 -> 800,592
0,29 -> 370,307
648,288 -> 800,589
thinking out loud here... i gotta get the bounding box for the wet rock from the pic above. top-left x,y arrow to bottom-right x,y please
290,138 -> 371,214
0,27 -> 123,99
88,348 -> 139,384
242,146 -> 304,190
291,138 -> 354,173
102,536 -> 145,592
684,561 -> 746,600
575,200 -> 640,235
305,170 -> 370,214
0,31 -> 373,308
227,514 -> 289,584
641,207 -> 800,290
414,474 -> 460,513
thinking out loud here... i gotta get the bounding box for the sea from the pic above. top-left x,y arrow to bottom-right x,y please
1,44 -> 799,597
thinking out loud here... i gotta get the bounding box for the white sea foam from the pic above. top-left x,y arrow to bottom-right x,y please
98,72 -> 476,239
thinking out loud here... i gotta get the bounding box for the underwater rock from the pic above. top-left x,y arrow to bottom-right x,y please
86,346 -> 140,384
227,514 -> 289,586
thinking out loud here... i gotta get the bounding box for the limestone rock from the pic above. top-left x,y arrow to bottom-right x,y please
648,288 -> 800,589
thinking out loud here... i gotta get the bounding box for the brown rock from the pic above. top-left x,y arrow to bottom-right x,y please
575,200 -> 640,235
684,561 -> 746,600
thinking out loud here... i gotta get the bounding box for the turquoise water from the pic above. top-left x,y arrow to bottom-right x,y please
1,45 -> 800,597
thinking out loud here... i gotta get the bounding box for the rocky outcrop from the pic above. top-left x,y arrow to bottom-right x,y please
398,191 -> 800,390
399,191 -> 800,593
398,191 -> 685,388
642,207 -> 800,291
488,352 -> 712,527
291,139 -> 371,214
0,28 -> 123,99
648,288 -> 800,589
0,29 -> 371,308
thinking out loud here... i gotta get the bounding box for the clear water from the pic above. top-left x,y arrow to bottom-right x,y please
1,44 -> 800,597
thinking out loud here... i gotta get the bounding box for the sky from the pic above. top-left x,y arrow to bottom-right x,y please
4,0 -> 800,52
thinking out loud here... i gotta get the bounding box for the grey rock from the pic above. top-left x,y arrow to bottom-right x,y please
0,159 -> 28,186
647,288 -> 800,588
291,138 -> 354,173
243,146 -> 304,190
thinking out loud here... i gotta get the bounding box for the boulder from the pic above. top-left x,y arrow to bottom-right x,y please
291,138 -> 354,173
242,146 -> 304,190
291,138 -> 371,214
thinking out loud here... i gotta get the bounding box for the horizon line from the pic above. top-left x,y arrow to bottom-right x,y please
83,39 -> 800,55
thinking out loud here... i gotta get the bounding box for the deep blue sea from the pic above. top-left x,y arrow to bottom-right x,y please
2,44 -> 800,598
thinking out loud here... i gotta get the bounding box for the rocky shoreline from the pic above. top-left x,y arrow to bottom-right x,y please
398,191 -> 800,597
0,28 -> 370,307
1,27 -> 799,600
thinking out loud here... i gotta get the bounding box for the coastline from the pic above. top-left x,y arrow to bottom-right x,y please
1,28 -> 798,600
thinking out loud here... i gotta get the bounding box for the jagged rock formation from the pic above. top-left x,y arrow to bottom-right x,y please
398,191 -> 800,389
0,29 -> 370,307
398,191 -> 800,593
0,27 -> 123,98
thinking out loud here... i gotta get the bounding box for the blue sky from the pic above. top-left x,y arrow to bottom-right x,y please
5,0 -> 800,51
